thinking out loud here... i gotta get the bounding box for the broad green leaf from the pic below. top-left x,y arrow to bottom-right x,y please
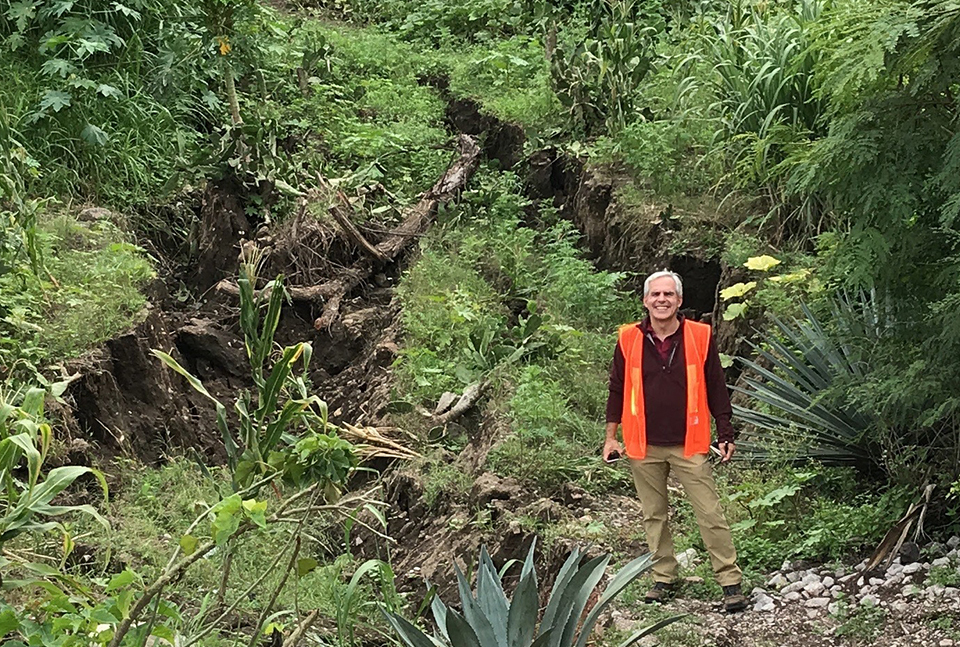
507,568 -> 537,647
445,608 -> 483,647
743,255 -> 781,271
6,1 -> 36,31
719,281 -> 757,301
40,58 -> 74,78
723,303 -> 747,321
105,569 -> 137,592
179,535 -> 199,556
81,124 -> 109,146
39,90 -> 71,112
0,606 -> 18,636
211,494 -> 242,545
95,84 -> 122,99
242,498 -> 268,528
296,557 -> 318,576
382,611 -> 444,647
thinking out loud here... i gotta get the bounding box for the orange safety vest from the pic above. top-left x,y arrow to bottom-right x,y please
618,319 -> 713,459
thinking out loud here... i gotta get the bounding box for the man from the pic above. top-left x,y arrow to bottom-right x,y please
603,270 -> 747,613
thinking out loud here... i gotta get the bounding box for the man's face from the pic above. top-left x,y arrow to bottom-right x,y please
643,276 -> 682,323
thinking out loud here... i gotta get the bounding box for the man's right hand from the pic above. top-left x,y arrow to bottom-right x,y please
603,437 -> 624,462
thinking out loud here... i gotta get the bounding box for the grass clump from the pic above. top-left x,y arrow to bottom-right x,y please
0,212 -> 153,372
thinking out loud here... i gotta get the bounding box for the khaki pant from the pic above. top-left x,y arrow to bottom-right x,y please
629,445 -> 742,587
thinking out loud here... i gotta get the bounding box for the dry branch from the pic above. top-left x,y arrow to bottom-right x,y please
433,381 -> 488,425
340,423 -> 421,461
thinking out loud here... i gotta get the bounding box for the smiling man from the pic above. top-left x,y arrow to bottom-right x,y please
603,270 -> 747,613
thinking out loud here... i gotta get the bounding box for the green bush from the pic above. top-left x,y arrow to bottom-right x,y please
720,466 -> 909,571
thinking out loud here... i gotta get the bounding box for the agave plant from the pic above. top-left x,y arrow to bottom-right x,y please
733,297 -> 883,469
384,543 -> 682,647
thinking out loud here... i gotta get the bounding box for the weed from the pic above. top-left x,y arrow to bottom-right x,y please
421,459 -> 472,509
927,561 -> 960,589
834,598 -> 887,641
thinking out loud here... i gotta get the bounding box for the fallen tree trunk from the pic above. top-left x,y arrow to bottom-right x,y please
215,134 -> 480,329
312,134 -> 480,330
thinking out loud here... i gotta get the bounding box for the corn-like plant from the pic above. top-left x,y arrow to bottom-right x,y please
384,543 -> 682,647
550,0 -> 658,133
0,385 -> 108,550
154,265 -> 354,492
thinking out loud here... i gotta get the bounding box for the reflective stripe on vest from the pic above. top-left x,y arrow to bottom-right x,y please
618,319 -> 713,459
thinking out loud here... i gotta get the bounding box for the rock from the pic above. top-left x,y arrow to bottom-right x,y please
754,593 -> 776,612
944,587 -> 960,598
78,207 -> 114,222
903,562 -> 922,575
822,576 -> 835,589
860,594 -> 880,607
947,536 -> 960,550
805,597 -> 830,608
784,591 -> 802,602
859,585 -> 875,597
434,391 -> 458,415
828,601 -> 840,615
782,581 -> 805,595
470,473 -> 522,507
940,640 -> 956,647
886,563 -> 904,577
900,541 -> 921,564
927,584 -> 946,597
677,547 -> 699,569
932,556 -> 952,568
804,581 -> 826,597
890,600 -> 909,613
839,573 -> 859,584
786,571 -> 801,583
884,573 -> 905,587
767,573 -> 789,589
869,577 -> 885,586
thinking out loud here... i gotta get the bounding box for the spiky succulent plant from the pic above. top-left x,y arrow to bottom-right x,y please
383,542 -> 682,647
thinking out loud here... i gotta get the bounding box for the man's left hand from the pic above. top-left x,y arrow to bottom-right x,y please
718,442 -> 735,463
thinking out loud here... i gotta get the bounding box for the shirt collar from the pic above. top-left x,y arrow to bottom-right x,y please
639,313 -> 685,336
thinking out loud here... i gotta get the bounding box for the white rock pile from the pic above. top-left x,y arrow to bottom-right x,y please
747,536 -> 960,617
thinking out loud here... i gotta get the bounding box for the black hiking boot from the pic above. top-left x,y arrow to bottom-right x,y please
722,584 -> 748,613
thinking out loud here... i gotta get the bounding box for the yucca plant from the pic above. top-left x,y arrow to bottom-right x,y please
733,298 -> 882,469
384,543 -> 682,647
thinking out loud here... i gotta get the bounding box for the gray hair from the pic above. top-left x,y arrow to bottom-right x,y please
643,270 -> 683,298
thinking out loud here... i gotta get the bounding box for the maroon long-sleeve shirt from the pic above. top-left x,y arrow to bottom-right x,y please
605,316 -> 735,445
